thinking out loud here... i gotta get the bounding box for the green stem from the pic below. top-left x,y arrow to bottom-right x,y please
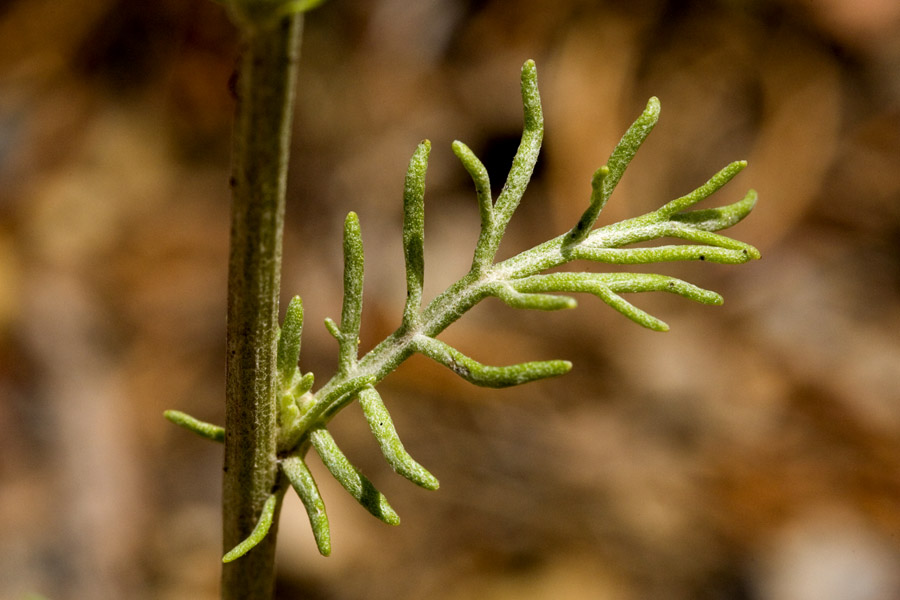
222,13 -> 302,600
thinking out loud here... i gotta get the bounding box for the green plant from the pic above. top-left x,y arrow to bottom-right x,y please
164,3 -> 758,598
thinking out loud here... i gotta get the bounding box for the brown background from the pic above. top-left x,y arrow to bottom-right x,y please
1,0 -> 899,598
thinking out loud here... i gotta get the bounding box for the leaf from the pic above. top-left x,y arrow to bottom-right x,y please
163,410 -> 225,443
309,427 -> 400,525
277,296 -> 304,391
402,141 -> 431,329
222,492 -> 280,563
358,386 -> 439,490
282,455 -> 331,556
487,282 -> 577,311
413,334 -> 571,388
339,212 -> 364,363
481,59 -> 544,264
452,140 -> 494,272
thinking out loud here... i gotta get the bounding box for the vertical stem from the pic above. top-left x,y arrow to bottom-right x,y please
223,14 -> 302,600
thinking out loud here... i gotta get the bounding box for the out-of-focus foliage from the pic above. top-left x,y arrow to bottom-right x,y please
0,0 -> 898,599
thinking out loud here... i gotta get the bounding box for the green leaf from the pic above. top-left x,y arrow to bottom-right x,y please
402,141 -> 431,330
324,317 -> 341,340
339,211 -> 365,373
278,392 -> 300,432
163,410 -> 224,443
452,140 -> 494,273
567,165 -> 610,244
487,282 -> 577,311
282,455 -> 331,556
413,334 -> 571,388
289,371 -> 315,397
586,220 -> 758,256
574,243 -> 756,265
358,386 -> 439,490
672,189 -> 757,231
277,296 -> 304,391
222,492 -> 280,563
604,97 -> 660,193
309,427 -> 400,525
567,96 -> 661,245
513,272 -> 723,331
654,160 -> 747,219
482,60 -> 544,263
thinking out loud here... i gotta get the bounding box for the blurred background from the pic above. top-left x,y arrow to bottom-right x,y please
1,0 -> 899,598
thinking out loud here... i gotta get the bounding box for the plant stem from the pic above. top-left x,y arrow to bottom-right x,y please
223,13 -> 302,600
